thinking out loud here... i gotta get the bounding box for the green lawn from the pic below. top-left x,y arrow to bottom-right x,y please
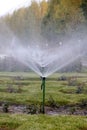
0,72 -> 87,105
0,72 -> 87,130
0,114 -> 87,130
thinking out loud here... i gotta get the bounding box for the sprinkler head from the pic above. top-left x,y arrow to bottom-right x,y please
42,77 -> 46,80
40,76 -> 46,80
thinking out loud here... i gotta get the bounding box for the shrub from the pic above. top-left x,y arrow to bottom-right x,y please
68,77 -> 77,86
58,75 -> 67,81
24,104 -> 38,114
79,99 -> 87,108
2,102 -> 9,113
48,96 -> 59,108
70,107 -> 76,114
17,85 -> 22,93
76,83 -> 84,94
7,84 -> 15,93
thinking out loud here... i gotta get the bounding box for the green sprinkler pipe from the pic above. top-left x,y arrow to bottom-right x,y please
41,77 -> 46,114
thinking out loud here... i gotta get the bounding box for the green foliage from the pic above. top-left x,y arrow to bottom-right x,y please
0,72 -> 87,106
24,104 -> 38,114
0,114 -> 87,130
0,114 -> 22,129
69,107 -> 76,114
79,99 -> 87,108
58,75 -> 67,81
48,95 -> 59,108
4,0 -> 48,45
81,0 -> 87,19
76,83 -> 84,94
0,73 -> 87,129
1,0 -> 85,44
2,101 -> 9,113
42,0 -> 85,41
68,77 -> 78,86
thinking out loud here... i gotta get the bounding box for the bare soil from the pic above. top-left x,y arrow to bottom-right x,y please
0,104 -> 87,115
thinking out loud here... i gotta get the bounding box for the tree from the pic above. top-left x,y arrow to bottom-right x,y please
81,0 -> 87,19
4,1 -> 48,45
41,0 -> 85,41
40,0 -> 48,19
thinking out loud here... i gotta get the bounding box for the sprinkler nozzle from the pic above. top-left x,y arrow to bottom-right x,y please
41,77 -> 46,90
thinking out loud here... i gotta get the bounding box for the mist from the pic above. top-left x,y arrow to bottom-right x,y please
0,24 -> 86,77
0,1 -> 87,77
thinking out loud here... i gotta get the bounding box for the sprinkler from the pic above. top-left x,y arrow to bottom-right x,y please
41,77 -> 46,114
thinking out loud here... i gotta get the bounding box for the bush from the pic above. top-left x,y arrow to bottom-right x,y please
2,102 -> 9,113
24,104 -> 38,114
48,96 -> 59,108
76,83 -> 84,94
58,75 -> 67,81
70,107 -> 76,114
79,99 -> 87,108
7,84 -> 15,93
68,77 -> 77,86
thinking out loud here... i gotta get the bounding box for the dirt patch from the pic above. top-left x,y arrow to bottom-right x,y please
0,104 -> 87,115
79,128 -> 87,130
0,127 -> 13,130
45,106 -> 87,115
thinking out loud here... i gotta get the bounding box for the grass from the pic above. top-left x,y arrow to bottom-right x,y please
0,72 -> 87,129
0,72 -> 87,105
0,114 -> 87,130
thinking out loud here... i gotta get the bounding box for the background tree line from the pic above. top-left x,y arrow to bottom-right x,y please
2,0 -> 87,43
